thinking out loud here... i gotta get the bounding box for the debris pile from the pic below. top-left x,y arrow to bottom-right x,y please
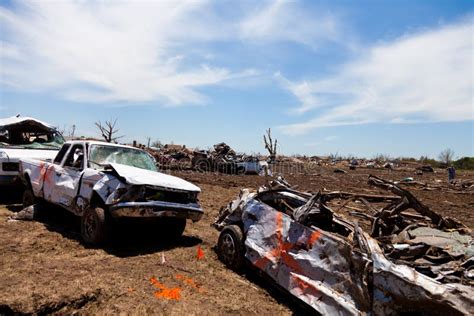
299,175 -> 472,286
192,142 -> 265,174
365,176 -> 472,285
146,142 -> 267,174
146,144 -> 194,170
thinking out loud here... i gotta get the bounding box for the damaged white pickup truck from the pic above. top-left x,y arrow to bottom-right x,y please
19,140 -> 203,244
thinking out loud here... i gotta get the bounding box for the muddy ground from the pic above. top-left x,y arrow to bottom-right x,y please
1,166 -> 473,314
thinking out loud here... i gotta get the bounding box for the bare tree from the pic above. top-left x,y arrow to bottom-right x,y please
151,140 -> 163,149
95,119 -> 123,143
438,148 -> 455,166
56,125 -> 66,136
263,128 -> 278,163
68,124 -> 76,139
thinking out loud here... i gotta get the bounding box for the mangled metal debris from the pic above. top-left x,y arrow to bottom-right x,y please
192,142 -> 267,175
146,142 -> 269,175
213,176 -> 473,315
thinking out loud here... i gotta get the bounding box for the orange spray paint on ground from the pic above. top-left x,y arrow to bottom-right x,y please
150,277 -> 181,301
175,274 -> 206,293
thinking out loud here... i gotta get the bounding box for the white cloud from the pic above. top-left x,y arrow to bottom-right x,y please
304,135 -> 338,147
278,19 -> 474,135
239,0 -> 343,47
324,135 -> 338,141
0,1 -> 251,105
0,1 -> 347,105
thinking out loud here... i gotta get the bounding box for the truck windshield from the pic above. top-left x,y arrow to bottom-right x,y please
89,145 -> 157,171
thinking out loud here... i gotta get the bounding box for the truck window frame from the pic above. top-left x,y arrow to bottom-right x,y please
53,143 -> 71,165
63,144 -> 86,170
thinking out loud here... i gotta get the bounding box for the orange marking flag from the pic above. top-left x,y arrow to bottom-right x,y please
196,245 -> 204,260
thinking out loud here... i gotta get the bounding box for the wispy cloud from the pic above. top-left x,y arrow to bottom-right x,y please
304,135 -> 338,147
278,19 -> 473,135
239,0 -> 343,47
0,1 -> 252,105
0,1 -> 348,106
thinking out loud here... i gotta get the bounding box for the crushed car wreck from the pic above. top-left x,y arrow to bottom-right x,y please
19,140 -> 203,244
213,176 -> 473,315
0,115 -> 64,186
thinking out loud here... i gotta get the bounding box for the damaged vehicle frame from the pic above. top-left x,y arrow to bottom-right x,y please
213,177 -> 473,315
19,140 -> 203,244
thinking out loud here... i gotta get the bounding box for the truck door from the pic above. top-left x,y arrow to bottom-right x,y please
48,143 -> 85,211
42,143 -> 70,201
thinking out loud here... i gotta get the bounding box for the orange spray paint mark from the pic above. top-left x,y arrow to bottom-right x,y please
307,230 -> 321,249
175,274 -> 206,293
291,274 -> 320,296
150,277 -> 181,301
196,245 -> 204,260
253,212 -> 316,275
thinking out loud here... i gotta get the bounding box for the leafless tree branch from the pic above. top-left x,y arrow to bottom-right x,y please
95,119 -> 123,143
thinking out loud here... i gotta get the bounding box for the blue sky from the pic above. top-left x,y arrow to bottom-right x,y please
0,0 -> 472,158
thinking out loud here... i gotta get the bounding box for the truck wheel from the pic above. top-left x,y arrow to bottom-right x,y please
81,207 -> 107,245
22,189 -> 36,209
217,225 -> 244,271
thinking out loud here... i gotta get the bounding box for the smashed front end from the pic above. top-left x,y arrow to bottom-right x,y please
107,185 -> 203,221
213,176 -> 473,315
88,163 -> 204,222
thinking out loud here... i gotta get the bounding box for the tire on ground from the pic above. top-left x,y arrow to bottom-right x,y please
22,188 -> 36,209
217,225 -> 244,271
81,207 -> 107,245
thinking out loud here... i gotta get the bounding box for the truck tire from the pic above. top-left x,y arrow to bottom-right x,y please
22,189 -> 36,209
81,207 -> 107,245
217,225 -> 244,271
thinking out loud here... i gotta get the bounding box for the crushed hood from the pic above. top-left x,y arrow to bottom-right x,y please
109,163 -> 201,193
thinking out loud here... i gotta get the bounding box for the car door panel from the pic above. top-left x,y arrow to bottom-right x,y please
48,144 -> 85,211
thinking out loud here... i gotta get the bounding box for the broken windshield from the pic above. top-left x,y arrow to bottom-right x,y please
0,131 -> 64,150
89,145 -> 157,171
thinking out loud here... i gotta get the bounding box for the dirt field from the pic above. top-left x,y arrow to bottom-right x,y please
1,166 -> 473,314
